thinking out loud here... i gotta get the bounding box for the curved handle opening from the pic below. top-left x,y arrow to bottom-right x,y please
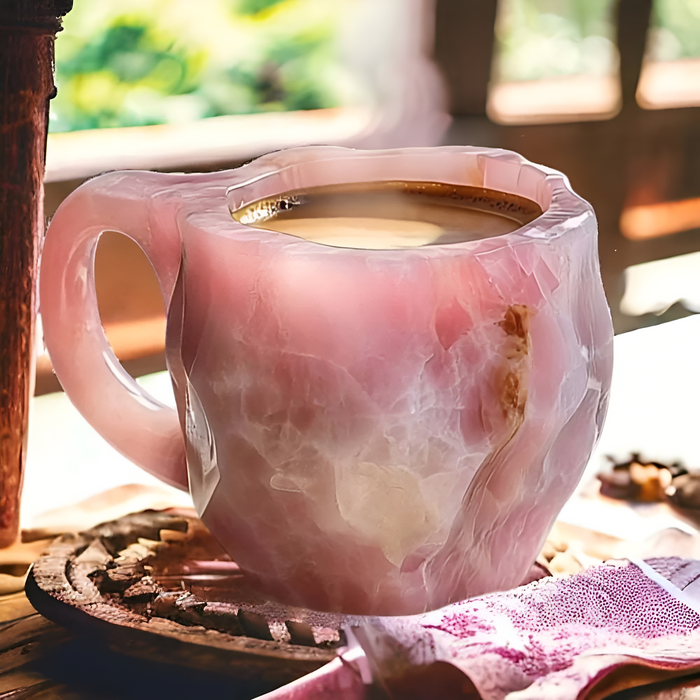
40,171 -> 188,491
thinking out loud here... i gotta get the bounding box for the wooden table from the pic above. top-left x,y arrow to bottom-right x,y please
0,596 -> 274,700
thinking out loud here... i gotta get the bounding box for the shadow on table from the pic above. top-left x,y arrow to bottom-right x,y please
27,635 -> 269,700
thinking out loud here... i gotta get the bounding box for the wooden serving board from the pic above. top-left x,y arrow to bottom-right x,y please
26,509 -> 358,696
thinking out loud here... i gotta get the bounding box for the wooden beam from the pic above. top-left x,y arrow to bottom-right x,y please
433,0 -> 498,116
617,0 -> 653,111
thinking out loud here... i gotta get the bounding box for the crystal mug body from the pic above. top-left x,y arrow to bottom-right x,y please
40,146 -> 613,615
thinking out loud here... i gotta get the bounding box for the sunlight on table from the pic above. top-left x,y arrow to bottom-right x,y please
23,371 -> 193,531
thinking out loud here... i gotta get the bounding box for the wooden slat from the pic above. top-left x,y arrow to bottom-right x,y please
45,108 -> 370,184
488,74 -> 619,125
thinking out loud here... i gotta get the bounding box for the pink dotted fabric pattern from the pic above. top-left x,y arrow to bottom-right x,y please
357,559 -> 700,700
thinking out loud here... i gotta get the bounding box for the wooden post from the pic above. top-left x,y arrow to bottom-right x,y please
433,0 -> 499,116
0,0 -> 72,546
617,0 -> 653,113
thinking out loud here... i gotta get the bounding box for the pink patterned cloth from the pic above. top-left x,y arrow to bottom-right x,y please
355,558 -> 700,699
259,558 -> 700,700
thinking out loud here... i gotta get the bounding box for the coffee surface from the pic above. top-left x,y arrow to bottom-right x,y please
233,181 -> 543,249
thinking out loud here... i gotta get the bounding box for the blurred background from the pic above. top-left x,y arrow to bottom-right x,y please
39,0 -> 700,393
49,0 -> 351,133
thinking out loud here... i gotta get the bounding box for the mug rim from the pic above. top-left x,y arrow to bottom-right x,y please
224,145 -> 594,250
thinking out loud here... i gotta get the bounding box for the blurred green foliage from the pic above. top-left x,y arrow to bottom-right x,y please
496,0 -> 617,81
496,0 -> 700,83
651,0 -> 700,61
53,0 -> 700,130
237,0 -> 287,14
50,0 -> 348,132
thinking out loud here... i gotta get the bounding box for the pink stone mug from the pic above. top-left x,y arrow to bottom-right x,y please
40,146 -> 613,615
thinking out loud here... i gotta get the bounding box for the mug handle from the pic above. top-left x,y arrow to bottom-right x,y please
40,171 -> 189,490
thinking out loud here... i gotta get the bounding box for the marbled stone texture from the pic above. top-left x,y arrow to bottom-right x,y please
166,147 -> 614,615
41,147 -> 613,617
